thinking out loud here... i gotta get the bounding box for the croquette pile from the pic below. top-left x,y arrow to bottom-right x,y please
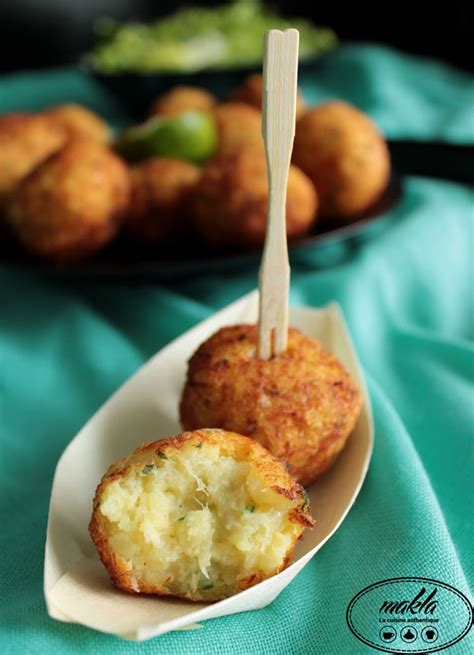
90,429 -> 314,601
0,78 -> 390,262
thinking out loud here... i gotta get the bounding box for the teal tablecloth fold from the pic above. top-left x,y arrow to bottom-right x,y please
0,45 -> 473,654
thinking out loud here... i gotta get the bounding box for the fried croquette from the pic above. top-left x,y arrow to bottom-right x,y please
150,86 -> 217,118
89,428 -> 314,601
43,103 -> 111,143
191,148 -> 317,247
180,326 -> 362,486
213,102 -> 264,156
0,113 -> 67,206
231,73 -> 307,120
7,141 -> 131,261
293,101 -> 391,218
126,158 -> 200,245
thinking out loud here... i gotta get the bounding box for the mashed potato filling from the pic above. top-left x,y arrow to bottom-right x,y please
98,443 -> 301,599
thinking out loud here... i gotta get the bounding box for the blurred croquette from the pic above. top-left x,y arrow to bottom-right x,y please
293,101 -> 391,218
43,103 -> 111,143
180,326 -> 362,486
213,102 -> 263,156
190,148 -> 317,247
7,141 -> 131,261
0,113 -> 67,206
150,86 -> 217,118
231,73 -> 307,120
126,157 -> 200,246
89,428 -> 314,601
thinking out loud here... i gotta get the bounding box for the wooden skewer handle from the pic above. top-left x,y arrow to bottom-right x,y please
258,29 -> 299,359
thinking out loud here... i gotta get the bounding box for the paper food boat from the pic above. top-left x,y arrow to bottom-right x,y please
44,290 -> 373,640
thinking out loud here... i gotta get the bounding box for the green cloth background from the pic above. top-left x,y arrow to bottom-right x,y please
1,45 -> 473,654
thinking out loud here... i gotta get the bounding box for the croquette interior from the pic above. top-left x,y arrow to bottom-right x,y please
95,439 -> 307,601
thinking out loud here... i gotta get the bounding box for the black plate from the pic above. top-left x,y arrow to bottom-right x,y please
0,174 -> 402,281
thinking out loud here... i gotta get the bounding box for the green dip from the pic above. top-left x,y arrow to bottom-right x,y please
87,0 -> 337,73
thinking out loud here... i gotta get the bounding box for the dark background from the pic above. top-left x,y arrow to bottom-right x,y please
0,0 -> 472,73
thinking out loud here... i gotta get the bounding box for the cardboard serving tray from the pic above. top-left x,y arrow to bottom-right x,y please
44,290 -> 373,640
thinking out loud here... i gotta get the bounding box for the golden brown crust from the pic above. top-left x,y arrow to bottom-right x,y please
149,86 -> 217,118
126,157 -> 200,246
0,113 -> 67,205
180,327 -> 362,485
6,140 -> 131,261
213,102 -> 264,157
190,149 -> 317,247
293,101 -> 391,219
89,428 -> 314,601
43,104 -> 111,143
230,73 -> 307,120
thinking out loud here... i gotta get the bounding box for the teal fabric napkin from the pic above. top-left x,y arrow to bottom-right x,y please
0,44 -> 473,654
